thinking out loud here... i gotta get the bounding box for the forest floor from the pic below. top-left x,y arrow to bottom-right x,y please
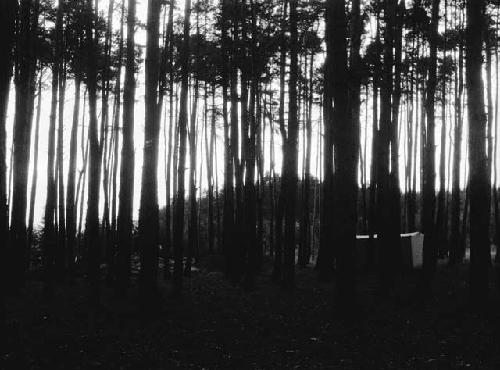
3,258 -> 500,369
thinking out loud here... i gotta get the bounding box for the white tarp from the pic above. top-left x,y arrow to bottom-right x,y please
355,232 -> 424,269
402,232 -> 424,268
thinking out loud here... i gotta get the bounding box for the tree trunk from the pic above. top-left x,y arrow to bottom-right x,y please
331,0 -> 359,307
421,0 -> 440,294
186,77 -> 199,276
163,0 -> 175,279
450,8 -> 465,265
28,73 -> 42,247
66,77 -> 81,278
0,0 -> 17,327
256,85 -> 264,269
282,0 -> 298,288
493,11 -> 500,263
377,0 -> 399,292
84,0 -> 103,305
466,0 -> 490,303
298,51 -> 314,267
272,0 -> 287,282
109,1 -> 125,280
42,0 -> 63,296
116,0 -> 136,295
436,1 -> 448,258
173,0 -> 192,295
206,83 -> 216,254
221,0 -> 235,279
368,18 -> 380,271
56,66 -> 67,277
0,0 -> 17,252
138,0 -> 162,300
11,0 -> 40,290
232,0 -> 244,283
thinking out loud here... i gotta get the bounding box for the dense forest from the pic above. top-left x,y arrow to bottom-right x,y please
1,0 -> 500,367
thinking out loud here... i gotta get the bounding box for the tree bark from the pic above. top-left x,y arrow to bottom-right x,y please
28,73 -> 42,247
272,0 -> 287,282
43,3 -> 61,295
466,0 -> 490,303
450,7 -> 465,265
56,64 -> 67,277
421,0 -> 440,294
332,0 -> 360,307
84,0 -> 103,305
116,0 -> 137,294
173,0 -> 192,295
298,51 -> 314,267
186,77 -> 199,276
0,0 -> 17,326
138,0 -> 162,300
282,0 -> 299,288
66,77 -> 81,278
11,0 -> 40,290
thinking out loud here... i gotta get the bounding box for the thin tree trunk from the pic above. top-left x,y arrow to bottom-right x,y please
56,65 -> 67,277
282,0 -> 299,288
221,0 -> 233,270
109,1 -> 124,280
84,0 -> 103,305
186,77 -> 199,276
66,77 -> 81,277
206,83 -> 216,254
298,50 -> 314,267
28,73 -> 42,247
163,0 -> 175,279
272,0 -> 288,282
42,0 -> 63,296
450,7 -> 465,265
436,0 -> 448,258
173,0 -> 192,295
493,10 -> 500,262
368,17 -> 380,271
421,0 -> 440,294
116,0 -> 136,294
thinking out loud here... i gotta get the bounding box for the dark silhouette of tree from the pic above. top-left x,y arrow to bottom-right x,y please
450,1 -> 465,265
11,0 -> 41,290
273,0 -> 287,282
161,0 -> 175,280
173,0 -> 192,296
334,0 -> 361,307
42,0 -> 64,296
221,0 -> 235,280
317,0 -> 335,282
138,0 -> 162,300
117,0 -> 137,295
186,7 -> 201,276
84,0 -> 102,305
281,0 -> 299,289
28,73 -> 43,248
466,0 -> 490,303
421,0 -> 440,295
0,0 -> 18,326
